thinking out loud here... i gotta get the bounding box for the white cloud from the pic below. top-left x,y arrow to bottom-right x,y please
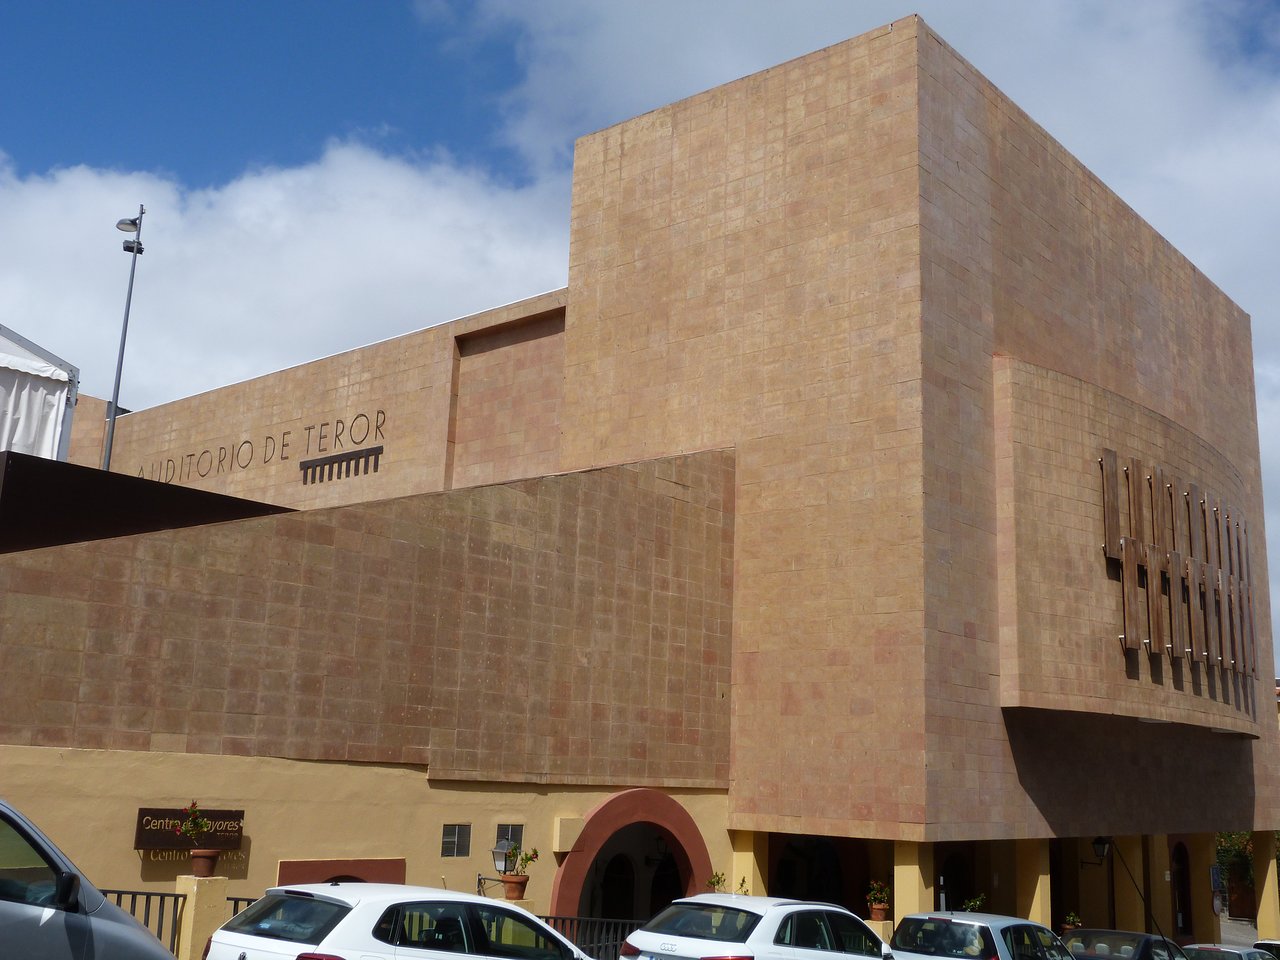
0,145 -> 569,410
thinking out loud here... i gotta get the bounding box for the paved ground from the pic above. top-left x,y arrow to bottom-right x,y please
1219,917 -> 1260,946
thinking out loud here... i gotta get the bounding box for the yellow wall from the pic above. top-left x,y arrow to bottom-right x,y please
0,744 -> 730,912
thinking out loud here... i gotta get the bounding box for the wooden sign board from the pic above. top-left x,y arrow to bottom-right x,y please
134,808 -> 245,851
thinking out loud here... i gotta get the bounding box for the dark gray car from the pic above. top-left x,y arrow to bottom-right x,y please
0,798 -> 174,958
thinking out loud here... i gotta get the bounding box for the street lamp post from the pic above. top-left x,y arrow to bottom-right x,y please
102,204 -> 145,471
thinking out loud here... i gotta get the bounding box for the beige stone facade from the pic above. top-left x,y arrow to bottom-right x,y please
4,13 -> 1276,947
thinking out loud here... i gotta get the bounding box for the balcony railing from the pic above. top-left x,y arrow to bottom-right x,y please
101,888 -> 186,954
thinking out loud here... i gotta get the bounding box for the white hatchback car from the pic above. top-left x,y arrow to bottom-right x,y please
620,893 -> 890,960
891,913 -> 1072,960
204,883 -> 596,960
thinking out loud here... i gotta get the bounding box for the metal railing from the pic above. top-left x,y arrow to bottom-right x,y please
542,915 -> 635,960
228,895 -> 257,916
101,888 -> 186,954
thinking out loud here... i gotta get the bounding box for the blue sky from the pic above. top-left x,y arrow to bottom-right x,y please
1,3 -> 528,188
4,0 -> 1280,664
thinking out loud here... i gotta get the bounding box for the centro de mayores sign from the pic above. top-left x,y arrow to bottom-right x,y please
1099,448 -> 1257,675
134,808 -> 245,851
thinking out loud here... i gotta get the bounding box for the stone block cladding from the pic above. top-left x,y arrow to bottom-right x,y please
915,25 -> 1277,837
563,18 -> 929,840
0,451 -> 734,787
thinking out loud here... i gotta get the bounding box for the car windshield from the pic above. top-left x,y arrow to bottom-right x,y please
223,892 -> 350,944
891,917 -> 996,959
643,904 -> 763,943
1063,932 -> 1147,959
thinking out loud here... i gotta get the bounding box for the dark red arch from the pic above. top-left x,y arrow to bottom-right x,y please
549,789 -> 713,916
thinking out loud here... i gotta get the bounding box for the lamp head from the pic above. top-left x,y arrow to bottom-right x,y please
491,839 -> 514,874
1092,837 -> 1111,860
116,218 -> 140,233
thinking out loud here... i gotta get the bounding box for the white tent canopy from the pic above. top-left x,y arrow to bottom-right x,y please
0,325 -> 79,461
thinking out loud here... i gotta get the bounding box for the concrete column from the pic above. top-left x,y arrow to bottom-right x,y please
1113,836 -> 1147,932
1148,837 -> 1173,938
1256,831 -> 1280,940
894,840 -> 934,916
1188,833 -> 1221,945
1016,838 -> 1051,926
730,830 -> 767,896
175,874 -> 228,960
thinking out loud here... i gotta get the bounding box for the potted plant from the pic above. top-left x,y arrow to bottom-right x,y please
174,800 -> 219,878
867,880 -> 890,921
501,844 -> 538,900
1061,912 -> 1082,935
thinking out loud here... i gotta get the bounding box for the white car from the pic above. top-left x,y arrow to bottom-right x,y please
204,883 -> 596,960
620,893 -> 890,960
891,912 -> 1072,960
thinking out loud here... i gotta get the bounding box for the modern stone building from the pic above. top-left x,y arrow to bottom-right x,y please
4,14 -> 1276,943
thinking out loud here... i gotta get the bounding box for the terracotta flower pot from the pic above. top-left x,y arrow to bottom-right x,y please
500,874 -> 530,900
868,902 -> 889,922
189,849 -> 220,878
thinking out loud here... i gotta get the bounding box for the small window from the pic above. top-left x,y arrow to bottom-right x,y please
0,817 -> 59,908
442,824 -> 472,858
497,824 -> 524,849
381,901 -> 472,951
788,911 -> 834,951
1032,926 -> 1073,960
827,911 -> 881,957
1002,926 -> 1041,960
474,901 -> 570,960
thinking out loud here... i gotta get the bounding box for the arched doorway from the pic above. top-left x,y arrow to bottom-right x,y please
549,789 -> 713,923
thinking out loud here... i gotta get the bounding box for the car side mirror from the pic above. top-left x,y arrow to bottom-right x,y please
883,944 -> 895,959
54,871 -> 81,911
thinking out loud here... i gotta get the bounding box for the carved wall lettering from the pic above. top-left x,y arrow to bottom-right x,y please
137,409 -> 387,485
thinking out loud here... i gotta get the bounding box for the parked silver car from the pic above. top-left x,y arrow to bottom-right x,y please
891,912 -> 1072,960
0,797 -> 174,958
1185,945 -> 1277,960
1062,929 -> 1189,960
